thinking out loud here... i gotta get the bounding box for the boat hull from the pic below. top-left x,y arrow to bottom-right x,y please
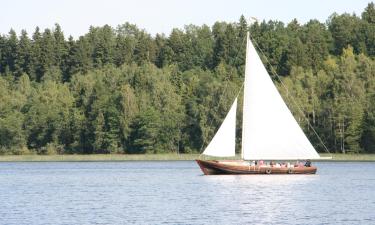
196,160 -> 317,175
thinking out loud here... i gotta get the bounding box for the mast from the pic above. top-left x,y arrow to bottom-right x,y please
241,31 -> 250,160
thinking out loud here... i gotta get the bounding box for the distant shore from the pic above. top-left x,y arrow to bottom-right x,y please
0,153 -> 375,162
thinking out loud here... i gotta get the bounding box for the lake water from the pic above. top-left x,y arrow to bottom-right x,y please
0,161 -> 374,225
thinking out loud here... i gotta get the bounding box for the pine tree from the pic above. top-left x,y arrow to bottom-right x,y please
18,30 -> 32,76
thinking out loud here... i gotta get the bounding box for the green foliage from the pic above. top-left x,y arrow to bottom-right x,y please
362,2 -> 375,23
0,3 -> 374,154
129,108 -> 162,153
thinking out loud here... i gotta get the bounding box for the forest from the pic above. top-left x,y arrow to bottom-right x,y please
0,3 -> 374,155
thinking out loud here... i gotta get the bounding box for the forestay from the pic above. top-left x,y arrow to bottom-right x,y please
202,98 -> 237,157
241,34 -> 320,160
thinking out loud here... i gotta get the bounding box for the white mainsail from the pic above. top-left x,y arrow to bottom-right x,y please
241,33 -> 320,160
202,98 -> 237,157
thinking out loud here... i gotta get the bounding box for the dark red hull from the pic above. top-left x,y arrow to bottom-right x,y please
196,160 -> 317,175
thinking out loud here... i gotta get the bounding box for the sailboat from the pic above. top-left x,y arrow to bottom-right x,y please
196,32 -> 322,175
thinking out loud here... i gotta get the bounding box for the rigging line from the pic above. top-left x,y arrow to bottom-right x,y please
250,36 -> 332,155
198,34 -> 247,156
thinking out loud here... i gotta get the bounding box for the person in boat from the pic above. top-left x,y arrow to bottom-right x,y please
295,161 -> 304,167
305,159 -> 312,167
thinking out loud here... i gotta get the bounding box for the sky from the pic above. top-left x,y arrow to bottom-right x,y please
1,0 -> 372,38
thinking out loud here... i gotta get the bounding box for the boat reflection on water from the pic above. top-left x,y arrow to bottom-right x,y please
200,173 -> 320,223
202,172 -> 319,186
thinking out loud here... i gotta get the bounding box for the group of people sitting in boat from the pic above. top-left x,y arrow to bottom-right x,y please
249,160 -> 312,168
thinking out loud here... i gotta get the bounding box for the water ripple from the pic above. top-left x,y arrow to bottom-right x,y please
0,161 -> 374,224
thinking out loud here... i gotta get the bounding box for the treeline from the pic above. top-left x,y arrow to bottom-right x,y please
0,3 -> 374,154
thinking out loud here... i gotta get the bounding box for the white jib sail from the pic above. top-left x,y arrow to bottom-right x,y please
202,98 -> 237,157
241,34 -> 320,160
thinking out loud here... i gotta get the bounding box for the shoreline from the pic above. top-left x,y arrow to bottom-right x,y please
0,153 -> 375,162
